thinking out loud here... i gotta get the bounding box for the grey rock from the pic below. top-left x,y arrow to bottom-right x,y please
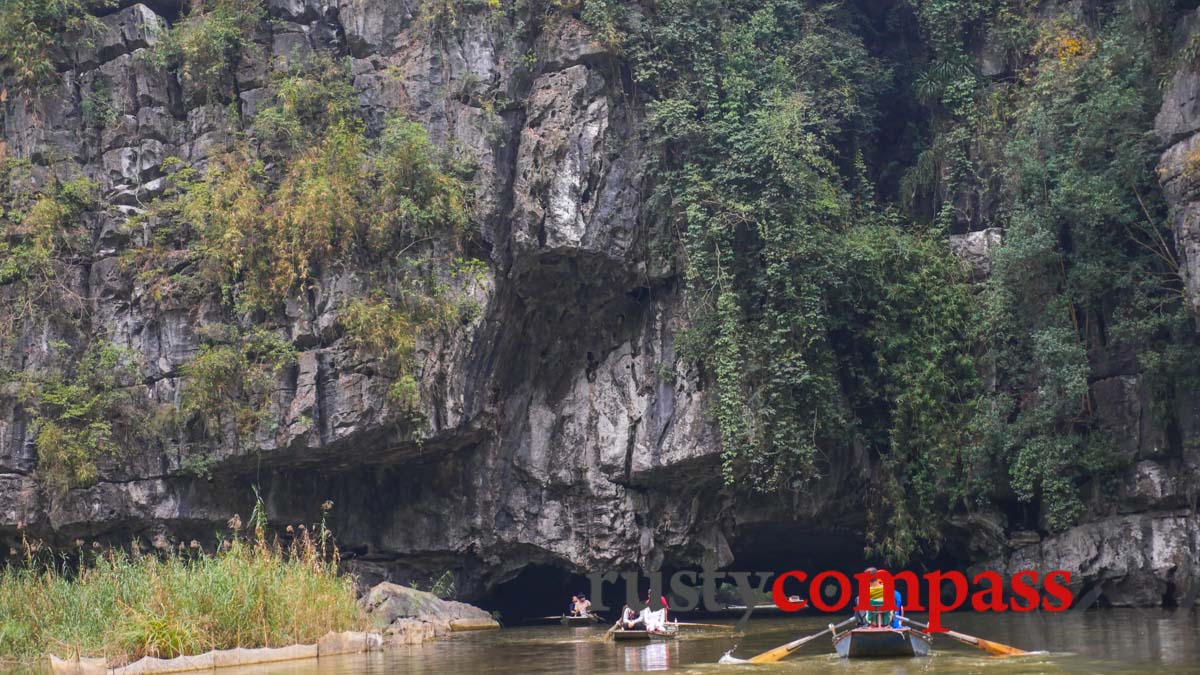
1091,376 -> 1168,460
535,16 -> 611,71
338,0 -> 418,57
511,65 -> 641,264
239,88 -> 268,120
1156,68 -> 1200,144
979,512 -> 1200,607
361,582 -> 495,626
949,228 -> 1002,280
272,25 -> 314,68
73,4 -> 166,71
268,0 -> 324,22
979,32 -> 1008,78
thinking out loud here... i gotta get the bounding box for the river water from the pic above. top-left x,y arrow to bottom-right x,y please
249,609 -> 1199,673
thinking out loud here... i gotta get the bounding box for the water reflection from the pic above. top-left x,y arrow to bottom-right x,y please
620,640 -> 677,671
244,609 -> 1200,674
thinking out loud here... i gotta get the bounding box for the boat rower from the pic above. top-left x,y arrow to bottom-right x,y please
620,604 -> 642,629
855,567 -> 903,628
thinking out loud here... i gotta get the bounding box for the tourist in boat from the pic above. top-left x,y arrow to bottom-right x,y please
576,594 -> 592,617
621,604 -> 642,629
642,592 -> 669,632
856,567 -> 903,628
569,594 -> 581,616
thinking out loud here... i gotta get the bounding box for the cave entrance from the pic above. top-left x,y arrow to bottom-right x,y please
476,565 -> 595,624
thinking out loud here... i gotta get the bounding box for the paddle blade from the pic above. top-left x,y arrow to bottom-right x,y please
975,637 -> 1028,656
747,644 -> 798,663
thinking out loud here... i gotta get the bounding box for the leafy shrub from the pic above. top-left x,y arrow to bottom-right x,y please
18,344 -> 142,491
181,327 -> 296,445
175,115 -> 468,312
0,0 -> 112,93
150,0 -> 263,99
0,172 -> 99,349
339,294 -> 421,409
251,52 -> 357,159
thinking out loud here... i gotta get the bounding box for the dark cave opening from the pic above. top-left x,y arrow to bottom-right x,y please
473,525 -> 879,623
475,565 -> 597,624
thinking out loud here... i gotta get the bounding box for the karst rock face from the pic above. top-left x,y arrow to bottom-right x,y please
1,1 -> 1196,605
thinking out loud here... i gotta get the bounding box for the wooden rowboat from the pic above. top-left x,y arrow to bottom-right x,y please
560,615 -> 600,626
832,626 -> 932,658
611,629 -> 677,641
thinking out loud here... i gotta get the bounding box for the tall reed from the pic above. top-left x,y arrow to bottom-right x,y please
0,499 -> 362,665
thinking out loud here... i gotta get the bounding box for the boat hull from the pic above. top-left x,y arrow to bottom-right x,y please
612,629 -> 676,641
561,616 -> 598,626
833,627 -> 932,658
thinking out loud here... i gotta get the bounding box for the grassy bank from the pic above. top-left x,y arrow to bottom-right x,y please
0,509 -> 363,664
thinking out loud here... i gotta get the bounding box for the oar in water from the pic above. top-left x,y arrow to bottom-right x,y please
721,617 -> 858,664
899,616 -> 1028,656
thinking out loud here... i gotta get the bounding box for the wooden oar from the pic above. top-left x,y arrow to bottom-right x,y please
672,621 -> 736,630
522,614 -> 569,623
899,616 -> 1028,656
729,617 -> 857,663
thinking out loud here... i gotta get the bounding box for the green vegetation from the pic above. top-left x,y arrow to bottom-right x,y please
0,501 -> 362,663
150,0 -> 263,99
0,170 -> 96,290
181,326 -> 297,446
172,108 -> 468,314
0,165 -> 134,495
582,0 -> 1199,561
0,169 -> 99,351
15,344 -> 142,492
81,75 -> 119,128
340,294 -> 422,409
907,2 -> 1188,539
592,2 -> 977,539
0,0 -> 112,93
139,52 -> 472,441
251,53 -> 357,159
416,570 -> 458,599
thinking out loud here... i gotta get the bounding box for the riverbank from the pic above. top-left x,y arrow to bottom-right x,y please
0,511 -> 500,672
0,521 -> 362,668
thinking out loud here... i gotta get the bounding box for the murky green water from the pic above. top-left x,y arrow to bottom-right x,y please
246,610 -> 1199,673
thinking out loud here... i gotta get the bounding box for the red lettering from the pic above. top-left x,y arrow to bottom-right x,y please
810,571 -> 851,612
970,570 -> 1007,612
1041,570 -> 1073,612
889,570 -> 923,611
771,571 -> 807,611
853,571 -> 871,611
1010,570 -> 1040,612
922,570 -> 967,633
851,570 -> 921,610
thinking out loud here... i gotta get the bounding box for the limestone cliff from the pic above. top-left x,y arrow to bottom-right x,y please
0,0 -> 1197,611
